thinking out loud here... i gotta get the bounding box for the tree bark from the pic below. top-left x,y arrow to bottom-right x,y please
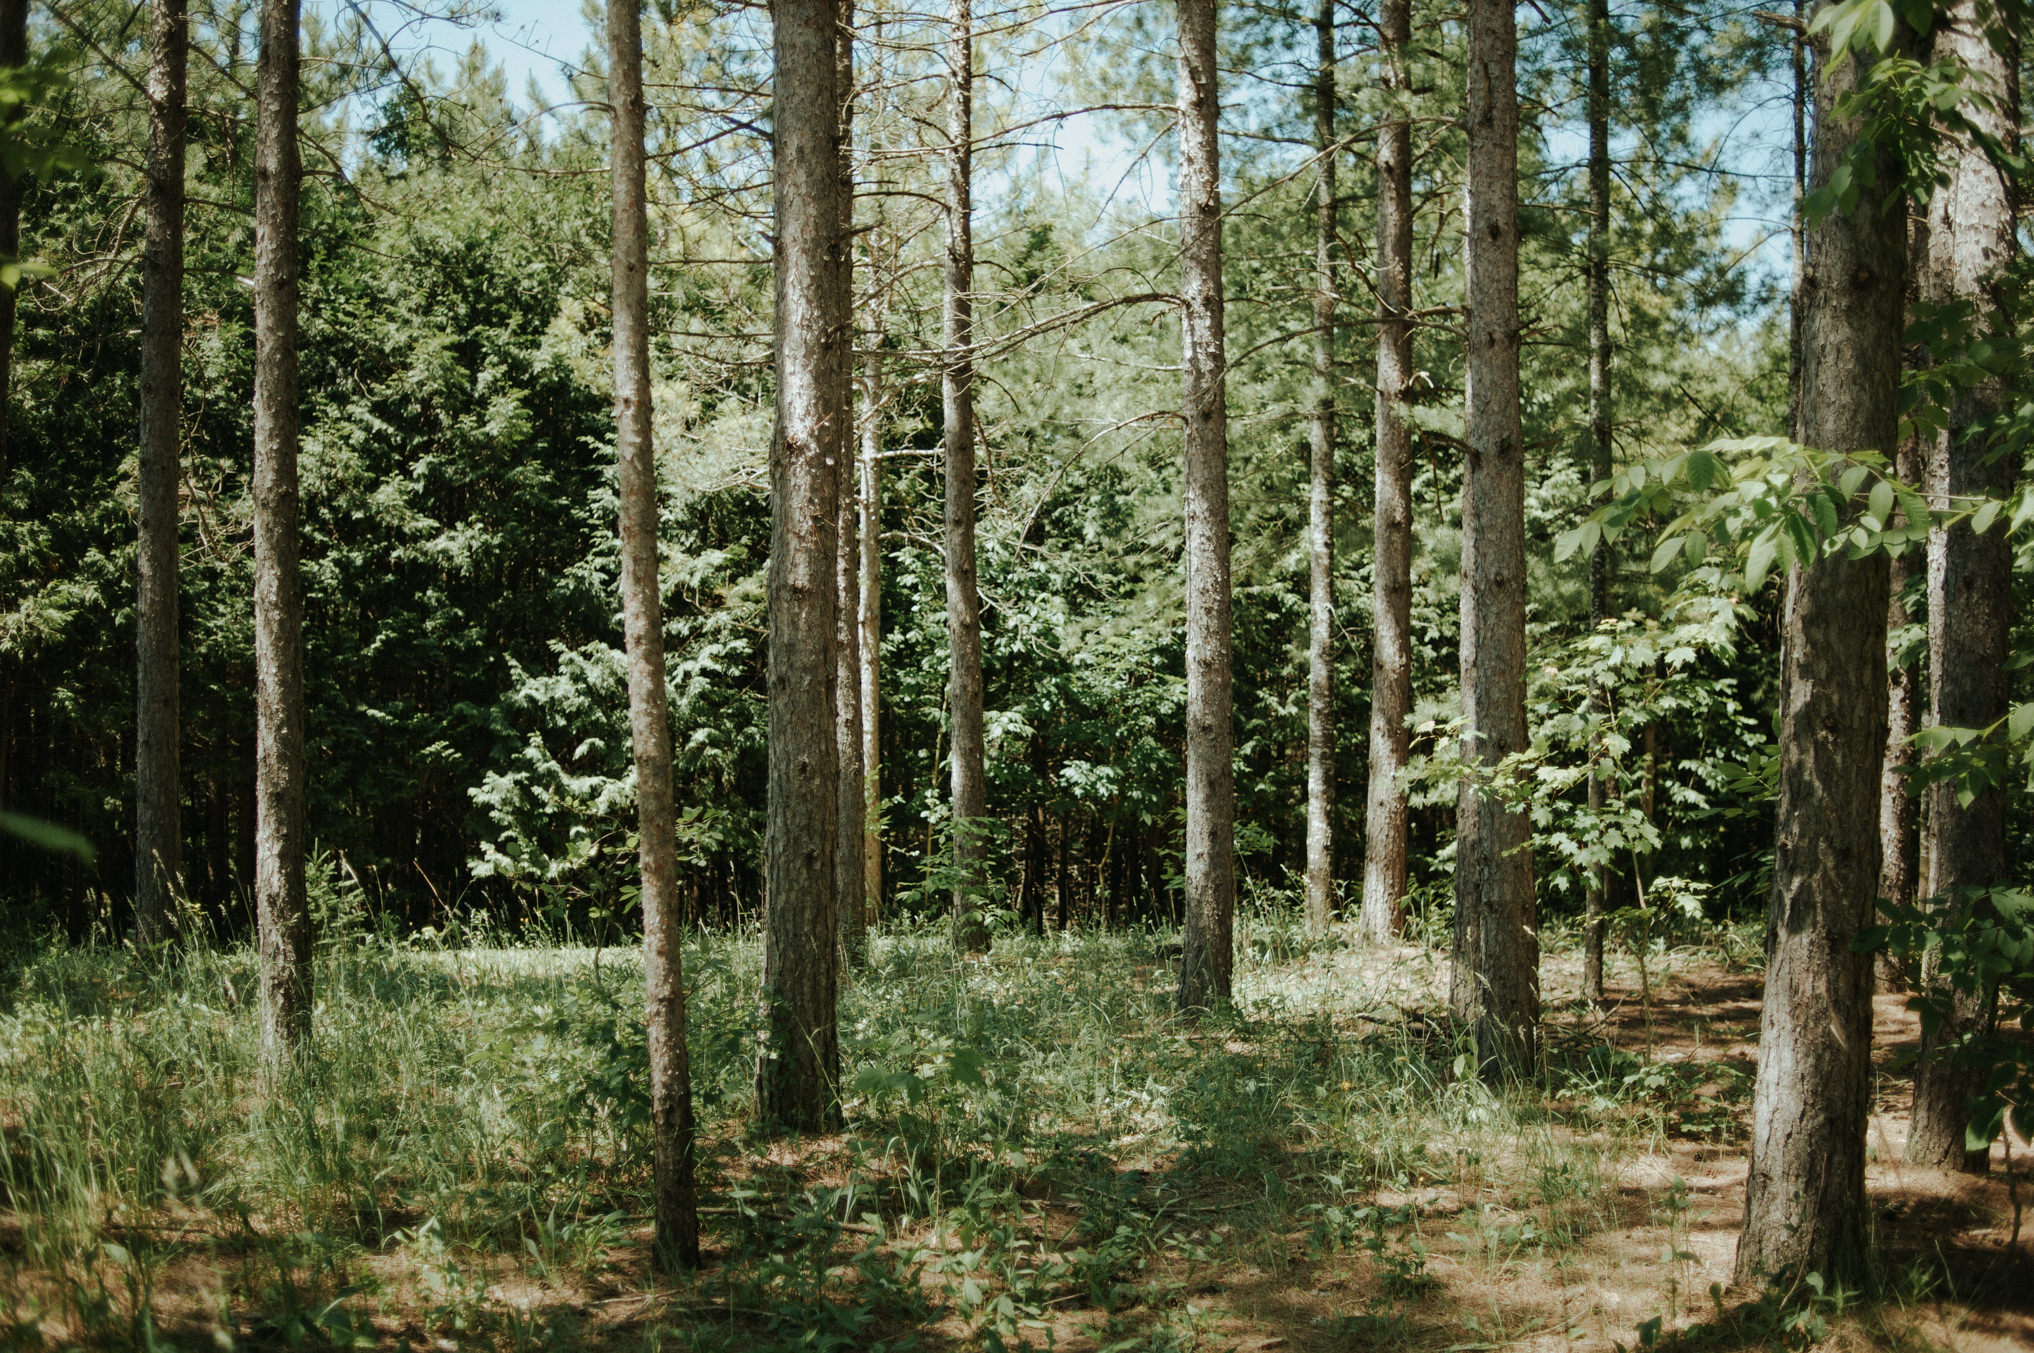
608,0 -> 700,1267
944,0 -> 989,955
1877,422 -> 1920,990
1301,0 -> 1335,937
0,0 -> 24,479
1359,0 -> 1413,945
135,0 -> 188,945
1452,0 -> 1537,1076
1580,0 -> 1612,1004
253,0 -> 311,1069
834,1 -> 867,968
1907,0 -> 2017,1175
757,0 -> 843,1134
859,342 -> 883,927
1736,9 -> 1907,1290
1787,0 -> 1806,432
1174,0 -> 1235,1012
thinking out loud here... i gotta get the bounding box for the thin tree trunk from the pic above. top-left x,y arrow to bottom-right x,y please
1736,9 -> 1907,1289
1174,0 -> 1235,1012
0,0 -> 25,479
135,0 -> 188,945
1452,0 -> 1537,1076
1908,0 -> 2017,1175
607,0 -> 700,1266
1580,0 -> 1612,1003
944,0 -> 989,954
1359,0 -> 1412,945
1301,0 -> 1335,937
1787,0 -> 1806,432
756,0 -> 843,1134
859,346 -> 883,927
1877,421 -> 1921,990
252,0 -> 310,1068
834,1 -> 867,968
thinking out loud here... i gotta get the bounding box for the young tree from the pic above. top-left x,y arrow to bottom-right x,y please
1301,0 -> 1335,936
1579,0 -> 1612,1002
135,0 -> 188,944
1451,0 -> 1537,1073
1174,0 -> 1236,1010
608,0 -> 701,1266
944,0 -> 989,954
756,0 -> 844,1133
1360,0 -> 1413,944
1907,0 -> 2018,1173
836,3 -> 868,966
253,0 -> 311,1067
1735,9 -> 1907,1288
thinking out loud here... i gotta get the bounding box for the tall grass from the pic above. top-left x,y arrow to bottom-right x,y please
0,887 -> 1763,1350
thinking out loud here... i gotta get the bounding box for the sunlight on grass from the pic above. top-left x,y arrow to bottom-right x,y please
0,912 -> 1975,1351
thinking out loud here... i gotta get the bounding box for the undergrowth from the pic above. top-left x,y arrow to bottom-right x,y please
0,898 -> 1962,1350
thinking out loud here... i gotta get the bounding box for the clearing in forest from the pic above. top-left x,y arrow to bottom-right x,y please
0,917 -> 2028,1351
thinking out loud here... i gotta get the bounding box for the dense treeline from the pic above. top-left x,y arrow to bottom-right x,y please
2,0 -> 1806,941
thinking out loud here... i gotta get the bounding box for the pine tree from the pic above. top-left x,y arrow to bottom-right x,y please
135,0 -> 189,944
1736,5 -> 1909,1287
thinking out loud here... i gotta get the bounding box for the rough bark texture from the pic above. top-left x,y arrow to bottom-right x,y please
1359,0 -> 1413,945
1735,12 -> 1905,1290
0,0 -> 25,478
1301,0 -> 1335,937
135,0 -> 189,944
253,0 -> 311,1068
834,3 -> 867,967
1580,0 -> 1611,1004
1452,0 -> 1537,1075
1174,0 -> 1235,1012
1908,0 -> 2017,1174
944,0 -> 989,955
608,0 -> 700,1266
757,0 -> 843,1134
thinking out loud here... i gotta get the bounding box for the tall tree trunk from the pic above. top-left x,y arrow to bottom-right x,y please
1301,0 -> 1335,937
1735,9 -> 1907,1289
1580,0 -> 1612,1003
135,0 -> 188,945
835,2 -> 867,967
1452,0 -> 1537,1076
1908,0 -> 2017,1174
756,0 -> 843,1134
1174,0 -> 1235,1012
1877,423 -> 1921,990
607,0 -> 700,1266
1360,0 -> 1413,945
252,0 -> 310,1068
944,0 -> 989,954
859,344 -> 883,926
1787,0 -> 1807,432
0,0 -> 24,478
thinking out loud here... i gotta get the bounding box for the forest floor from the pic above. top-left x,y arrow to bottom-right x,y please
0,913 -> 2029,1351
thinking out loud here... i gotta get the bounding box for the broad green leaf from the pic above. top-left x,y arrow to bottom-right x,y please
1744,528 -> 1780,591
1811,490 -> 1840,540
1838,463 -> 1870,498
1650,534 -> 1684,574
1972,498 -> 2001,534
1867,480 -> 1894,524
2009,703 -> 2034,742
